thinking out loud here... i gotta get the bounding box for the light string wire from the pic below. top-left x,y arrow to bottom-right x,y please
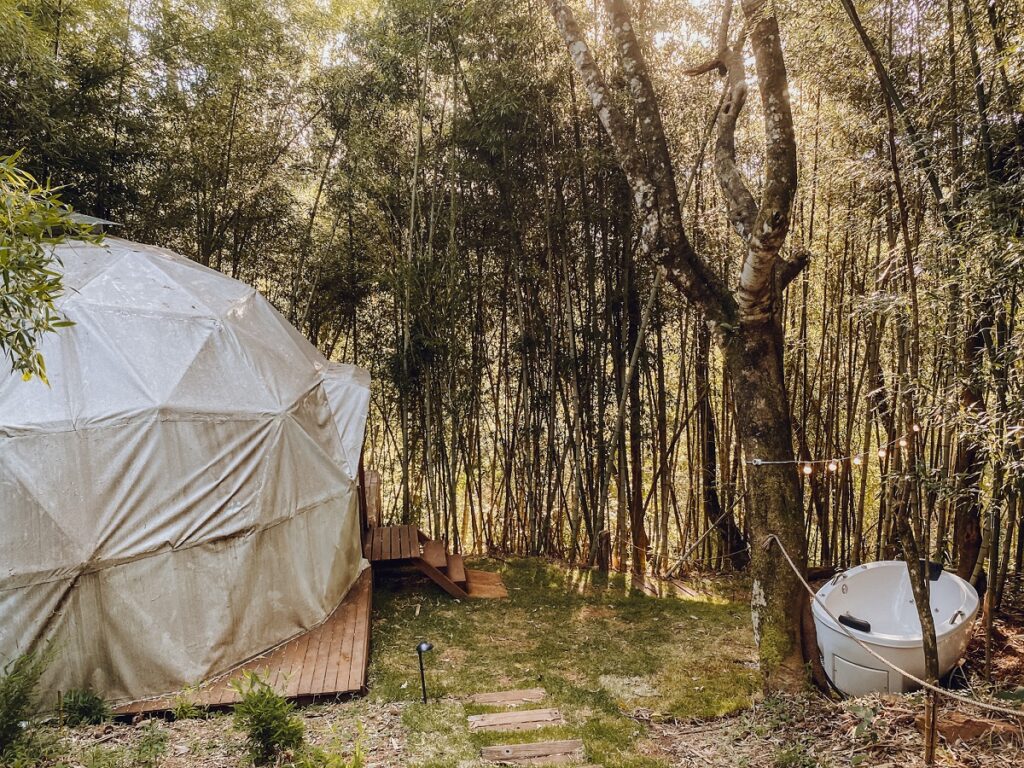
746,423 -> 923,471
764,533 -> 1024,719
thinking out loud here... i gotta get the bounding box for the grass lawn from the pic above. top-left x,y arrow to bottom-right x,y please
8,557 -> 759,768
366,557 -> 758,767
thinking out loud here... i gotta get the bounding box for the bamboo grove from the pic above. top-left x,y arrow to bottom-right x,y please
3,0 -> 1023,608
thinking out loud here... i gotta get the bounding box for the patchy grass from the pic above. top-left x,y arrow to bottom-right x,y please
368,557 -> 757,767
14,558 -> 755,768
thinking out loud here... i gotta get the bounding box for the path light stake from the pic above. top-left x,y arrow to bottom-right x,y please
416,641 -> 433,703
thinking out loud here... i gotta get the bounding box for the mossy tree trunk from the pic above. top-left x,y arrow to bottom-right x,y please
547,0 -> 811,690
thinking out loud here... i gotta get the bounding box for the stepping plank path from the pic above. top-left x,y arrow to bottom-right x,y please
470,689 -> 590,765
480,740 -> 585,764
468,688 -> 546,706
469,708 -> 564,732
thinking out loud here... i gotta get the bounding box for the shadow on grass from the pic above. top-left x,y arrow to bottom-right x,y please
368,558 -> 757,767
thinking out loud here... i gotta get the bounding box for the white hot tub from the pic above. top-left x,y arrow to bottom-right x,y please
812,561 -> 979,696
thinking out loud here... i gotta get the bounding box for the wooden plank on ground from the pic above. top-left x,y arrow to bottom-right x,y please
446,552 -> 466,584
421,539 -> 447,568
467,688 -> 546,706
468,708 -> 563,731
480,740 -> 584,761
465,569 -> 508,599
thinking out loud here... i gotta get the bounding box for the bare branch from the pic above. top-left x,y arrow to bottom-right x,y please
732,0 -> 798,318
683,58 -> 725,77
714,45 -> 758,242
547,0 -> 735,324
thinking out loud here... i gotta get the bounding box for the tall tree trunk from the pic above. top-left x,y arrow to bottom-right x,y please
548,0 -> 809,690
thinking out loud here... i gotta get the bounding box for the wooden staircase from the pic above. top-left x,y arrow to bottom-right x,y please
363,524 -> 470,599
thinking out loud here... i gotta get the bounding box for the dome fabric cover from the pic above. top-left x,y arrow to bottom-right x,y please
0,237 -> 370,704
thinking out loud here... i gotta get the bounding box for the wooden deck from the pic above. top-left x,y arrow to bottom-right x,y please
363,523 -> 424,562
364,524 -> 507,600
115,568 -> 373,715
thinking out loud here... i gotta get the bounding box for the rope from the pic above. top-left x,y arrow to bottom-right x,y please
763,533 -> 1024,719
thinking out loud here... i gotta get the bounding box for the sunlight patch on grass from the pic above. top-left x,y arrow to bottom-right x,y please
367,558 -> 757,767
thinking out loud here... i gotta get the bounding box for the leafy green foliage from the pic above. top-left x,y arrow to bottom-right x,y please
170,687 -> 207,721
0,648 -> 53,758
77,722 -> 166,768
0,152 -> 97,382
230,672 -> 304,765
60,688 -> 110,726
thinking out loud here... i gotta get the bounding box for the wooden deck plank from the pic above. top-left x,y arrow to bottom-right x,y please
394,525 -> 404,558
317,599 -> 347,695
404,525 -> 418,558
333,595 -> 357,693
113,569 -> 372,714
300,608 -> 330,695
390,525 -> 401,560
347,571 -> 372,691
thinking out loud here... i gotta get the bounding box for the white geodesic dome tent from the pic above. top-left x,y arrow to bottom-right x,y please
0,237 -> 370,704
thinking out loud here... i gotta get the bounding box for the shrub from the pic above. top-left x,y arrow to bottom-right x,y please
230,672 -> 304,764
132,720 -> 168,768
0,649 -> 51,756
171,688 -> 206,721
0,728 -> 65,768
61,688 -> 110,726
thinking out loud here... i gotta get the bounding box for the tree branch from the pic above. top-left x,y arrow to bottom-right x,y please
778,249 -> 809,289
731,0 -> 798,319
714,44 -> 758,242
547,0 -> 735,324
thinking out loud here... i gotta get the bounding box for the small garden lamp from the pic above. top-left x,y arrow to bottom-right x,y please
416,641 -> 433,703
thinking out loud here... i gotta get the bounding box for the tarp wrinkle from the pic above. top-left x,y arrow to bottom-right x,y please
1,237 -> 371,705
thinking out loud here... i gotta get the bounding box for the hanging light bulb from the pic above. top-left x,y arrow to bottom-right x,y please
877,447 -> 887,459
802,463 -> 813,475
827,460 -> 839,472
853,455 -> 863,466
912,423 -> 921,432
898,437 -> 909,448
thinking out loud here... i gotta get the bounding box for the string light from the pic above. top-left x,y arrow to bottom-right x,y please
745,422 -> 931,469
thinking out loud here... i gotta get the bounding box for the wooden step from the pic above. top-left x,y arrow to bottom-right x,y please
480,739 -> 584,763
468,708 -> 563,732
421,539 -> 447,569
465,568 -> 509,599
446,552 -> 467,585
414,558 -> 469,599
468,688 -> 546,706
